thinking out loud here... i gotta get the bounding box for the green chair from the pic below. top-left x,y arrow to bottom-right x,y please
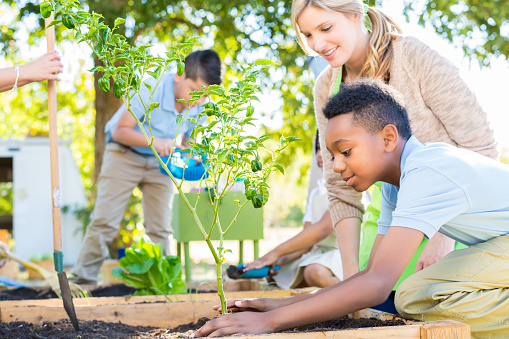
172,191 -> 264,281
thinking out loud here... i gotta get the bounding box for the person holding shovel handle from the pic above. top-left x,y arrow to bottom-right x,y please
0,51 -> 63,93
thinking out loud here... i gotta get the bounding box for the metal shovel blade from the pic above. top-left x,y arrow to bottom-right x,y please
58,271 -> 80,331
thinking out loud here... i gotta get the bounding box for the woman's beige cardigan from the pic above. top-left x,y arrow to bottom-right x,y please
314,36 -> 498,226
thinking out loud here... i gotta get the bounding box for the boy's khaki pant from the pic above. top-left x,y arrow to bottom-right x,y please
396,235 -> 509,339
71,143 -> 174,283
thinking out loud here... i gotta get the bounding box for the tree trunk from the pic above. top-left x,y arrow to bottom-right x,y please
93,56 -> 123,185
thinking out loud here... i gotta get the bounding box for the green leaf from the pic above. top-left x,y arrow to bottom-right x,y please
273,164 -> 284,175
114,17 -> 125,28
125,258 -> 154,274
45,19 -> 61,29
149,102 -> 160,112
254,59 -> 277,66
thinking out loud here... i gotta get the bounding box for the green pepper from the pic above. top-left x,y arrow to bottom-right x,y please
245,188 -> 256,201
40,1 -> 53,19
246,106 -> 254,117
251,160 -> 262,172
98,76 -> 110,93
252,194 -> 263,208
177,61 -> 185,76
113,79 -> 125,98
62,14 -> 76,29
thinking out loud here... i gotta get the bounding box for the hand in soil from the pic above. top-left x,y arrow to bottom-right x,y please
191,311 -> 274,337
212,298 -> 283,314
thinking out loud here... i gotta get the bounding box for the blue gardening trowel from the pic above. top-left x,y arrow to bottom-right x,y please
227,264 -> 280,279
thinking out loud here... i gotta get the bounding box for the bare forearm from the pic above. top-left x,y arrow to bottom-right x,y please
0,67 -> 33,92
272,212 -> 333,258
277,249 -> 309,266
335,217 -> 361,279
111,127 -> 154,148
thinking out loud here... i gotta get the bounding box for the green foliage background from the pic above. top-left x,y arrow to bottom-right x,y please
0,0 -> 506,234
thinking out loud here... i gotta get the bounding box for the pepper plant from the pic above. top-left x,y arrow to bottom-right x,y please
43,0 -> 299,314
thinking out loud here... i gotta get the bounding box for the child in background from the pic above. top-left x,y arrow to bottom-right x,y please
192,79 -> 509,339
244,132 -> 342,289
71,50 -> 222,284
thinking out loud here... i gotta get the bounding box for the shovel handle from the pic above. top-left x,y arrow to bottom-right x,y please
45,14 -> 62,253
0,250 -> 42,273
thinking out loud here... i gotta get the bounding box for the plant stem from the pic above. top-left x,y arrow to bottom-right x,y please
215,257 -> 227,314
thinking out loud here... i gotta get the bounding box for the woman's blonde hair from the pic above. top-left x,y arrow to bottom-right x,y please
291,0 -> 402,81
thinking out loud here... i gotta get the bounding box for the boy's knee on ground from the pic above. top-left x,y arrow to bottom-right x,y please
395,274 -> 434,318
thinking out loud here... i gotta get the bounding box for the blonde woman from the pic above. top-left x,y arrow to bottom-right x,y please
191,0 -> 497,336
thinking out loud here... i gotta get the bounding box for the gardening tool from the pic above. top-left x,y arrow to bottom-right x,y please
45,12 -> 80,331
227,264 -> 280,279
0,250 -> 84,298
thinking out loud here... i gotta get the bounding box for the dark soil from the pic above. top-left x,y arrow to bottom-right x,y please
226,265 -> 243,279
284,315 -> 406,332
0,285 -> 139,301
0,284 -> 215,301
0,315 -> 407,338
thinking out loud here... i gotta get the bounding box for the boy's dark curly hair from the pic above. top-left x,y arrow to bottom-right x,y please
323,78 -> 412,140
185,49 -> 222,85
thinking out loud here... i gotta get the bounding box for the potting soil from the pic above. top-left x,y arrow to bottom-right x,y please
0,315 -> 407,338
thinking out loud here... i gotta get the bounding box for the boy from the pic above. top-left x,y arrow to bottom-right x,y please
71,50 -> 222,284
192,79 -> 509,338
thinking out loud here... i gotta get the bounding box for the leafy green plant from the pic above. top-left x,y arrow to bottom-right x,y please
112,237 -> 187,296
44,0 -> 299,313
29,252 -> 54,262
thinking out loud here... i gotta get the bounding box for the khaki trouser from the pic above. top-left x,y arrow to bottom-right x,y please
396,235 -> 509,339
71,143 -> 174,283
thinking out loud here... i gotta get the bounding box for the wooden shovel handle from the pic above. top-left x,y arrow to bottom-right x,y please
45,13 -> 62,253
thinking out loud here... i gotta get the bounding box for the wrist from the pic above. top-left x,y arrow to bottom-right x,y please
10,65 -> 20,92
17,64 -> 30,85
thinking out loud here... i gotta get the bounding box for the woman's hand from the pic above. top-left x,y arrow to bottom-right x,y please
21,51 -> 63,83
415,232 -> 455,272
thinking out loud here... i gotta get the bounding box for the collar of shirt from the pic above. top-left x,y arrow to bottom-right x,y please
400,135 -> 423,174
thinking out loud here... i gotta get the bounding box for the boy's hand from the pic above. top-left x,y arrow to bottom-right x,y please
212,298 -> 283,314
153,137 -> 174,157
191,312 -> 275,338
415,232 -> 455,272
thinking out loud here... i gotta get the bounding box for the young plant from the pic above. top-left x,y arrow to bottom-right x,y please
158,61 -> 299,312
44,0 -> 299,313
111,237 -> 187,296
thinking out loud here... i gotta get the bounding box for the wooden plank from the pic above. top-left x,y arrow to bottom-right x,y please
420,320 -> 471,338
0,289 -> 303,307
208,326 -> 422,339
0,300 -> 218,327
0,284 -> 316,307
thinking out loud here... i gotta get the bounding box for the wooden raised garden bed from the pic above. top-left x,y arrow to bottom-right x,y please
0,279 -> 470,338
